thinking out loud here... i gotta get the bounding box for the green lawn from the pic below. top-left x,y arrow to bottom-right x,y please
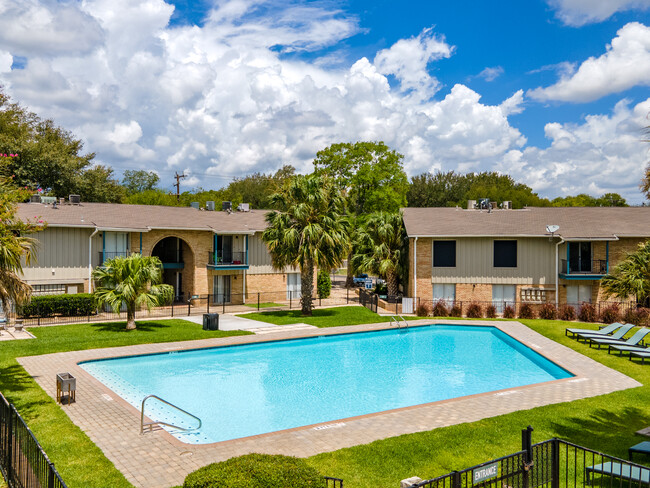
306,319 -> 650,487
0,319 -> 250,488
243,302 -> 284,309
239,305 -> 418,327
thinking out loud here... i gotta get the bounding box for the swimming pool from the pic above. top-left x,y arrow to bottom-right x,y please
80,325 -> 572,444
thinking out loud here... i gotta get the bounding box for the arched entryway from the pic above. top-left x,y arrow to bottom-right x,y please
152,237 -> 195,302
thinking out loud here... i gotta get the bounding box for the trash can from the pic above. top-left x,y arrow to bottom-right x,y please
203,313 -> 219,330
56,372 -> 76,405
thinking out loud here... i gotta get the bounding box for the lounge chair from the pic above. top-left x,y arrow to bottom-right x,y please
576,323 -> 634,343
585,461 -> 650,485
630,350 -> 650,364
590,327 -> 650,350
566,322 -> 622,338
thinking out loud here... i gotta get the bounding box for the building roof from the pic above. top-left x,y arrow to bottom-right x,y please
401,207 -> 650,240
17,202 -> 269,234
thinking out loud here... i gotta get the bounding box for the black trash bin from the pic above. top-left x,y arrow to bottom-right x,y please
203,313 -> 219,330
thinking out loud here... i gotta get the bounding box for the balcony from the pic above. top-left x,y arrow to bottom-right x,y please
98,251 -> 130,265
560,259 -> 608,280
207,251 -> 248,269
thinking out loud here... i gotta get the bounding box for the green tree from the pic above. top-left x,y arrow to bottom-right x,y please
92,254 -> 174,330
640,164 -> 649,202
262,175 -> 349,315
122,170 -> 160,194
351,212 -> 405,296
317,270 -> 332,298
125,189 -> 183,206
407,171 -> 471,207
0,160 -> 40,322
601,241 -> 650,306
77,165 -> 125,203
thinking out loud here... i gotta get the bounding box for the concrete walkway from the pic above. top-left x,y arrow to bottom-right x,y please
181,313 -> 319,334
0,327 -> 35,341
17,320 -> 641,488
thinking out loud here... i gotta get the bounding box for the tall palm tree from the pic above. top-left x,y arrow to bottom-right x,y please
92,253 -> 174,330
601,241 -> 650,307
262,175 -> 349,316
351,212 -> 405,296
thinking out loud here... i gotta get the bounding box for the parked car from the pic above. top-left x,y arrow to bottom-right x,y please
353,273 -> 369,286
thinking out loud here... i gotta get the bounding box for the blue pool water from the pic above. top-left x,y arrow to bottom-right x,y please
80,325 -> 572,444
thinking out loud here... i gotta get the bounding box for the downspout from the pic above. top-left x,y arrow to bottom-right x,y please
89,228 -> 99,293
555,236 -> 565,308
413,237 -> 418,300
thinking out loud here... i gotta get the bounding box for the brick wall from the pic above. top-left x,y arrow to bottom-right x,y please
408,237 -> 433,299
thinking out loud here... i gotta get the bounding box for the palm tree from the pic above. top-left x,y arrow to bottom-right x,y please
262,175 -> 349,316
92,253 -> 174,330
351,212 -> 405,296
601,241 -> 650,307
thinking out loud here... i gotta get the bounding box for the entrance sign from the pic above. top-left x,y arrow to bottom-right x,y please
473,462 -> 499,484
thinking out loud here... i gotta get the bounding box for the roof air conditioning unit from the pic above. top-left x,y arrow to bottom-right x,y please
30,194 -> 41,203
190,202 -> 200,209
478,198 -> 490,209
206,201 -> 215,211
222,201 -> 232,212
467,200 -> 476,210
503,200 -> 512,210
237,203 -> 250,212
69,194 -> 81,204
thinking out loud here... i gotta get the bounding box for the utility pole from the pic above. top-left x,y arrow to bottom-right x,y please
174,172 -> 186,201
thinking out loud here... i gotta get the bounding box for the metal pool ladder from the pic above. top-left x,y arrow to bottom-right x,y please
140,394 -> 202,434
390,315 -> 408,329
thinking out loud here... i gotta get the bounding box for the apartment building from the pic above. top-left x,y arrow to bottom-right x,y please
16,201 -> 303,304
402,204 -> 650,308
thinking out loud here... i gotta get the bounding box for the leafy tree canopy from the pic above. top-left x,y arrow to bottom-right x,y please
0,89 -> 123,202
121,170 -> 160,194
313,141 -> 408,214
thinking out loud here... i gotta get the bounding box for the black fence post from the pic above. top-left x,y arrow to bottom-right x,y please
346,287 -> 349,304
222,297 -> 225,314
258,292 -> 260,311
551,438 -> 560,488
451,471 -> 461,488
207,296 -> 210,313
7,406 -> 13,483
48,464 -> 55,488
187,299 -> 191,316
171,301 -> 174,317
289,292 -> 292,310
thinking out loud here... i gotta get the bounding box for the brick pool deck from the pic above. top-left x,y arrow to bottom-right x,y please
18,320 -> 641,488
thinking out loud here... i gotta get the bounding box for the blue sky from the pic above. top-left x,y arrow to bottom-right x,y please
0,0 -> 649,202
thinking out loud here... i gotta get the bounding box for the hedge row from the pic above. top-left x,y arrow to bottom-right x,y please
20,294 -> 97,318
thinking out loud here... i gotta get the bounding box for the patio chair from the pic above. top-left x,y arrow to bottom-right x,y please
565,322 -> 622,338
629,350 -> 650,365
585,462 -> 650,485
590,327 -> 650,350
576,323 -> 634,343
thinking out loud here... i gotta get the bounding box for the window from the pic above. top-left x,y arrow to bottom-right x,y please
433,241 -> 456,267
567,285 -> 592,305
569,242 -> 592,273
494,240 -> 517,268
32,284 -> 66,296
433,284 -> 456,305
213,275 -> 232,304
521,288 -> 547,303
492,285 -> 516,313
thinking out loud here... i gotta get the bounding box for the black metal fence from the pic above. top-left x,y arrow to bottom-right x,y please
359,289 -> 378,313
0,392 -> 67,488
324,476 -> 344,487
410,427 -> 650,488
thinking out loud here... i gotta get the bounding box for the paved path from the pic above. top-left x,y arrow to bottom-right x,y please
17,320 -> 641,488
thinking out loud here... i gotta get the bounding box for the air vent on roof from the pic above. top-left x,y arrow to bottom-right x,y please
69,194 -> 81,205
222,201 -> 232,212
237,203 -> 250,212
467,200 -> 476,210
502,201 -> 512,210
190,202 -> 200,209
30,194 -> 41,203
206,201 -> 215,211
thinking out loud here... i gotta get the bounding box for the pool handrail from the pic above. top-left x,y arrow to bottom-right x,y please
140,394 -> 202,434
390,315 -> 408,329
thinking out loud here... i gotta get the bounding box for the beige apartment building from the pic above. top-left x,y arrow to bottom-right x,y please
16,201 -> 303,304
402,205 -> 650,308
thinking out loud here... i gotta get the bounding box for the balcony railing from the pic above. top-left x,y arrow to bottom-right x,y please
207,251 -> 247,266
560,259 -> 608,275
98,251 -> 130,264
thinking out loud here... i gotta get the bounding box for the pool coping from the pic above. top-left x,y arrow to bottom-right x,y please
17,320 -> 641,488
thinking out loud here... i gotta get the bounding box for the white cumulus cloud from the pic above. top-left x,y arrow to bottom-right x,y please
547,0 -> 650,26
529,22 -> 650,102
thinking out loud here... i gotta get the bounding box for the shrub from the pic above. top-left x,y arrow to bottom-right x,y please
485,305 -> 497,318
578,302 -> 597,323
316,270 -> 331,299
503,305 -> 516,319
518,303 -> 536,319
466,302 -> 483,318
432,300 -> 449,317
450,303 -> 462,317
183,453 -> 323,488
559,305 -> 577,321
415,302 -> 431,317
374,281 -> 388,295
538,303 -> 557,320
624,307 -> 650,327
599,303 -> 620,324
20,294 -> 97,318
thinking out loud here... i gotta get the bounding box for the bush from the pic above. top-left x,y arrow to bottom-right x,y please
450,303 -> 462,317
374,282 -> 388,295
20,294 -> 97,318
599,303 -> 620,324
503,305 -> 516,319
578,302 -> 597,323
559,305 -> 577,321
485,305 -> 497,318
316,270 -> 331,299
538,303 -> 557,320
466,302 -> 483,318
415,302 -> 431,317
183,453 -> 323,488
518,303 -> 536,319
624,307 -> 650,327
432,300 -> 449,317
